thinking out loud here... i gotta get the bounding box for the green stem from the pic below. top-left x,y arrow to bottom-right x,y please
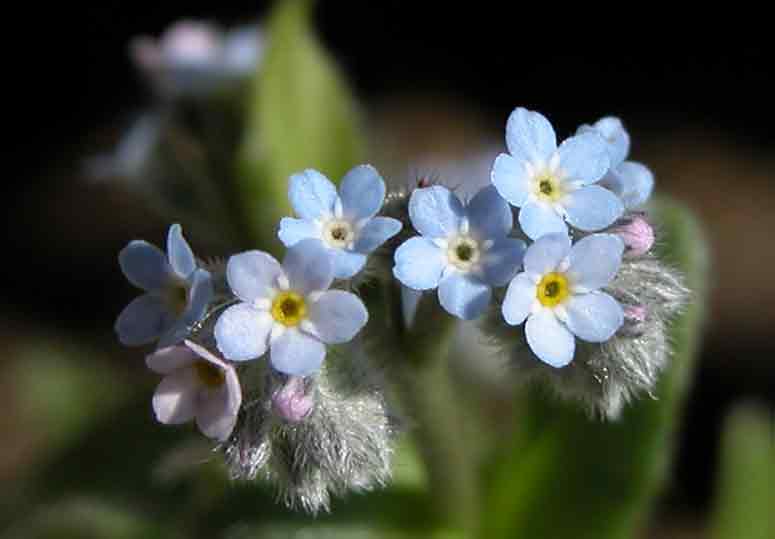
391,286 -> 479,533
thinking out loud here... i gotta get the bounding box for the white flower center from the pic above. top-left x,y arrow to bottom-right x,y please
322,219 -> 355,249
446,235 -> 481,272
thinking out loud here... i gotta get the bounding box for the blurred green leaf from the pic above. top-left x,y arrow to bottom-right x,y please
3,497 -> 176,539
222,522 -> 465,539
12,340 -> 141,455
480,197 -> 708,539
237,0 -> 364,250
711,404 -> 775,539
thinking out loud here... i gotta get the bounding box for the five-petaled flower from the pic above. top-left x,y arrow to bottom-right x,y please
577,116 -> 654,209
115,224 -> 213,348
501,233 -> 625,367
147,340 -> 242,441
278,165 -> 403,279
393,185 -> 526,320
491,107 -> 623,240
214,239 -> 368,376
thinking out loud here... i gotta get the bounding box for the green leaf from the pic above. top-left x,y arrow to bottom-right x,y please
237,0 -> 364,251
3,498 -> 176,539
711,404 -> 775,539
481,197 -> 709,539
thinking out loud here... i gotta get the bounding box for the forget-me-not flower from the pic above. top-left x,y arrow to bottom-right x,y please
147,340 -> 242,441
501,233 -> 625,367
393,185 -> 526,320
491,107 -> 624,240
131,20 -> 264,97
577,116 -> 654,209
214,239 -> 368,376
115,224 -> 213,347
278,165 -> 402,279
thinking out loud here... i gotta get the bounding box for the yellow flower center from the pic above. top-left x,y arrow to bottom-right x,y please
447,235 -> 480,271
534,173 -> 564,202
536,272 -> 570,307
193,360 -> 225,388
322,219 -> 355,248
271,291 -> 307,327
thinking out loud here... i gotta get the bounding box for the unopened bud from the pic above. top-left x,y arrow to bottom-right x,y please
620,304 -> 648,337
272,376 -> 314,423
612,215 -> 654,256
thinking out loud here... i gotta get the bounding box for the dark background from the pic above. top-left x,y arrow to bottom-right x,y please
4,2 -> 774,533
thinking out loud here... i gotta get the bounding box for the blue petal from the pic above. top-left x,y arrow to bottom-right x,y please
518,202 -> 568,241
566,233 -> 624,292
401,285 -> 423,329
491,153 -> 532,208
393,237 -> 445,290
525,309 -> 575,367
564,291 -> 623,342
158,319 -> 191,349
339,164 -> 386,221
557,132 -> 610,185
182,269 -> 213,325
119,240 -> 171,291
115,293 -> 173,346
167,224 -> 196,279
270,329 -> 326,376
214,303 -> 272,361
607,161 -> 654,209
579,117 -> 630,168
563,185 -> 624,232
408,186 -> 464,238
467,185 -> 513,239
278,217 -> 320,247
305,290 -> 368,343
227,250 -> 284,302
282,238 -> 334,294
505,107 -> 557,163
481,237 -> 526,286
331,249 -> 367,279
354,216 -> 402,253
438,273 -> 491,320
502,273 -> 537,326
523,233 -> 571,276
288,169 -> 337,220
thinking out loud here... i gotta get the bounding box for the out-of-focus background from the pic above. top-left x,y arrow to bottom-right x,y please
2,3 -> 773,538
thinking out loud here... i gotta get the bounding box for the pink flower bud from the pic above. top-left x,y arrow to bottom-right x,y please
624,305 -> 647,323
612,215 -> 654,256
620,304 -> 648,337
272,376 -> 314,423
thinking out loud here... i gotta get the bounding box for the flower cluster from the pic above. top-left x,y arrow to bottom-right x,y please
115,106 -> 687,510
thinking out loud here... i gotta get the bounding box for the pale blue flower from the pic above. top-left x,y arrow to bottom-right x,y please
214,239 -> 368,376
393,185 -> 526,320
131,21 -> 265,97
116,224 -> 213,347
278,165 -> 402,279
578,116 -> 654,209
501,233 -> 625,367
491,107 -> 624,240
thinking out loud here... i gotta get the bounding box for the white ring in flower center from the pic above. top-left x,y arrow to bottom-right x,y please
533,172 -> 564,203
322,219 -> 355,249
446,235 -> 480,272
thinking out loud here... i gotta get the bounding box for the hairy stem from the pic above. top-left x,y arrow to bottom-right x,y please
391,285 -> 479,532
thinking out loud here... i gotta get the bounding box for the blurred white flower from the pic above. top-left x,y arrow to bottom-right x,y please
130,20 -> 265,97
